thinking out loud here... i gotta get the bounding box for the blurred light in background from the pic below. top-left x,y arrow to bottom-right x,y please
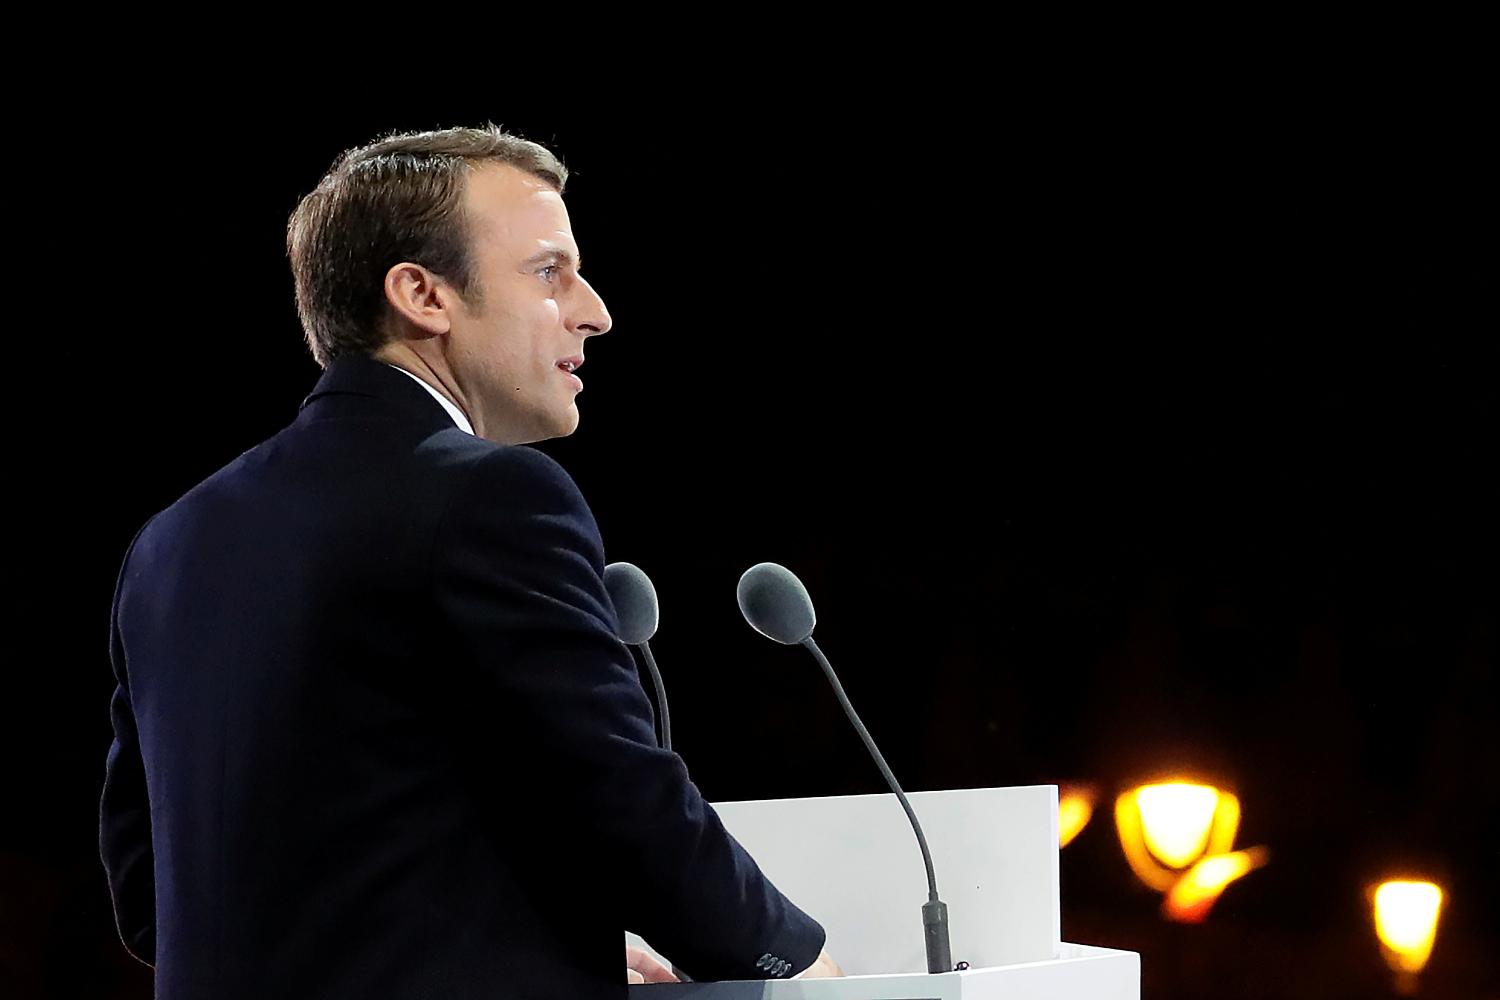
1162,847 -> 1269,923
1135,783 -> 1224,866
1372,879 -> 1444,993
1058,783 -> 1096,848
1115,779 -> 1267,921
1115,781 -> 1241,891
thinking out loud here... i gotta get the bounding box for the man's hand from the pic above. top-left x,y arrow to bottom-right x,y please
626,945 -> 680,985
798,949 -> 844,978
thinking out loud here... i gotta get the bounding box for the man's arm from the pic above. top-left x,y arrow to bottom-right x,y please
99,527 -> 156,967
432,445 -> 826,982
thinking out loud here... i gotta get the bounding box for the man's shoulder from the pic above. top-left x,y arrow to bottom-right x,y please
127,419 -> 596,577
430,440 -> 595,527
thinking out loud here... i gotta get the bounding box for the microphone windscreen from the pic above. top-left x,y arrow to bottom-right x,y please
604,562 -> 659,644
736,562 -> 817,644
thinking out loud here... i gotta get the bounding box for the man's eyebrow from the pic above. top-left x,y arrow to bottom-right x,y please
521,246 -> 582,271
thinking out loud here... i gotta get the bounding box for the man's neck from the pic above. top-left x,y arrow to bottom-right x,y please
372,344 -> 471,434
371,344 -> 475,435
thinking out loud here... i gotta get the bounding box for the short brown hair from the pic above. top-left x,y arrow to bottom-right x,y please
287,124 -> 568,367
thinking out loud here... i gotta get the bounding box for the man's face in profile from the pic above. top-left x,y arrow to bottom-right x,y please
444,163 -> 611,444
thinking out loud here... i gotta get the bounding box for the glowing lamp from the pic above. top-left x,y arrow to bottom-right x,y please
1115,781 -> 1241,891
1162,847 -> 1268,923
1057,784 -> 1096,848
1372,879 -> 1443,987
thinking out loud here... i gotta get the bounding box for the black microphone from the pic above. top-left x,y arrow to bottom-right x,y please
737,561 -> 954,975
604,562 -> 671,753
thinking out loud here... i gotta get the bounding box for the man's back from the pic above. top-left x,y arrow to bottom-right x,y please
101,357 -> 824,998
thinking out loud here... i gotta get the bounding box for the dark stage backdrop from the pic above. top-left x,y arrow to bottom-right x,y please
5,99 -> 1494,999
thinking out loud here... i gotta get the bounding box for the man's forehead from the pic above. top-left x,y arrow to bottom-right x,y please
467,160 -> 558,200
465,163 -> 576,255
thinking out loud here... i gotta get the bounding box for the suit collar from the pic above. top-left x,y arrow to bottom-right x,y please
300,354 -> 461,436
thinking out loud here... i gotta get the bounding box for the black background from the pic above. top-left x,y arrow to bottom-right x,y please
3,78 -> 1494,999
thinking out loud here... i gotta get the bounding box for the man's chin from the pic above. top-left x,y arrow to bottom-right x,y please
515,408 -> 580,445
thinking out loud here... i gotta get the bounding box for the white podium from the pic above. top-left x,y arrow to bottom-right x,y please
628,786 -> 1139,998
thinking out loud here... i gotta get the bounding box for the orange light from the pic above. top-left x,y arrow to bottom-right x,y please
1136,783 -> 1221,866
1373,880 -> 1443,981
1115,782 -> 1241,891
1162,847 -> 1269,923
1058,784 -> 1096,848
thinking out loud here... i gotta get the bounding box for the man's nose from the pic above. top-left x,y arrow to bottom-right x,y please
571,276 -> 612,337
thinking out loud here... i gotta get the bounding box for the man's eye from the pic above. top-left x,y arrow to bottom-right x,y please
540,264 -> 561,281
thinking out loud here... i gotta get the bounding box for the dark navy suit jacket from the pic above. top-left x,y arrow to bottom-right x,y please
100,356 -> 824,999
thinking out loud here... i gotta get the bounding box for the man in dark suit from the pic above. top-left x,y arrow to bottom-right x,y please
100,125 -> 838,998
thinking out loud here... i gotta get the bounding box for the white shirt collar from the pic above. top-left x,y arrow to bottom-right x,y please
386,364 -> 475,435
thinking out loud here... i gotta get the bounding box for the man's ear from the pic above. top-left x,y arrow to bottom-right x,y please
383,262 -> 455,338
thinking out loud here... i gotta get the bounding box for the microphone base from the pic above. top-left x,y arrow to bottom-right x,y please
923,899 -> 953,973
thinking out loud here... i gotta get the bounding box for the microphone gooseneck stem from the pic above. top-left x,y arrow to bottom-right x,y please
634,642 -> 684,981
802,635 -> 953,974
637,640 -> 672,753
